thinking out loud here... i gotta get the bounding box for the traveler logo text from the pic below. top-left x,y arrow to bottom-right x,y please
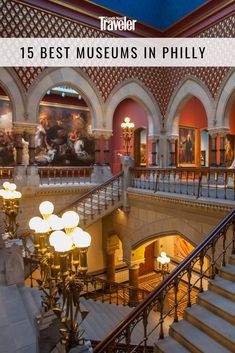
99,16 -> 137,31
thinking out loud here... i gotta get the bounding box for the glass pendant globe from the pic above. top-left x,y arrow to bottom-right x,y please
3,181 -> 10,190
29,216 -> 43,231
53,233 -> 73,252
39,201 -> 54,216
49,230 -> 65,247
48,214 -> 63,230
61,210 -> 79,228
75,231 -> 91,248
71,227 -> 84,246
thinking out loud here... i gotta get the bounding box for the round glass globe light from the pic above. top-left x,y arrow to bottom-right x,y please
29,216 -> 43,230
39,201 -> 54,216
53,233 -> 73,252
3,181 -> 10,190
49,230 -> 65,247
9,183 -> 16,191
48,214 -> 63,230
75,230 -> 91,248
71,227 -> 84,246
161,251 -> 166,258
61,210 -> 79,228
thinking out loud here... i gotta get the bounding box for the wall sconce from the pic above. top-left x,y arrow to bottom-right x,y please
121,117 -> 135,156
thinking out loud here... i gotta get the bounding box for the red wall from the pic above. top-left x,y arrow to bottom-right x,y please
179,96 -> 208,166
111,98 -> 148,174
179,96 -> 208,129
230,100 -> 235,134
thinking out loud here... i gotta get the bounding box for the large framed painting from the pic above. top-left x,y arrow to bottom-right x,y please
0,97 -> 14,166
225,134 -> 235,167
178,126 -> 197,166
35,102 -> 95,166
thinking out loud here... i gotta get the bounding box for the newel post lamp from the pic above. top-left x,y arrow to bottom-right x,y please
157,251 -> 170,280
29,202 -> 92,351
0,182 -> 22,239
121,117 -> 135,156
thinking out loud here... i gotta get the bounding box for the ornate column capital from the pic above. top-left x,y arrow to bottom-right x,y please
217,128 -> 230,138
92,129 -> 113,139
208,128 -> 221,138
167,135 -> 178,143
149,134 -> 160,143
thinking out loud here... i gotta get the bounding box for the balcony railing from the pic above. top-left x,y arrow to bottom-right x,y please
132,167 -> 235,201
94,208 -> 235,352
38,166 -> 93,185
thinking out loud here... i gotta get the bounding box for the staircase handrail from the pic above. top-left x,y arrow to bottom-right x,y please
94,207 -> 235,352
20,171 -> 124,252
58,171 -> 124,214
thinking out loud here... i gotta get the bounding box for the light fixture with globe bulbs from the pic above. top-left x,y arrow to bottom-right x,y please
121,117 -> 135,156
0,181 -> 22,239
29,201 -> 92,351
157,251 -> 170,280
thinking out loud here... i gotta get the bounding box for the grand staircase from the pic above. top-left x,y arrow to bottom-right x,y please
58,171 -> 123,228
156,255 -> 235,352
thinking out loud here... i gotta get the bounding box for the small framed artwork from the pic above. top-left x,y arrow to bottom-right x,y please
178,126 -> 197,166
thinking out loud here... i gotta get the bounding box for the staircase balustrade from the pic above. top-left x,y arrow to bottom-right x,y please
59,171 -> 123,225
38,166 -> 93,185
0,166 -> 13,184
94,208 -> 235,352
132,167 -> 235,200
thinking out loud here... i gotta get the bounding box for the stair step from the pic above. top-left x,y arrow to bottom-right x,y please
219,264 -> 235,282
197,290 -> 235,324
170,320 -> 231,353
184,304 -> 235,351
155,336 -> 191,353
209,277 -> 235,301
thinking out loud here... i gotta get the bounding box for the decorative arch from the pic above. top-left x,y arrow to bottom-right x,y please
26,67 -> 104,130
104,79 -> 162,137
130,216 -> 203,253
0,68 -> 25,123
215,69 -> 235,129
166,77 -> 215,136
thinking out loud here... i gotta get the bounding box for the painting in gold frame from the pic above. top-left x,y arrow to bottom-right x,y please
178,126 -> 197,166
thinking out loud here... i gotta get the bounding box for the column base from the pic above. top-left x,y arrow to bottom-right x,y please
13,165 -> 27,187
26,165 -> 40,187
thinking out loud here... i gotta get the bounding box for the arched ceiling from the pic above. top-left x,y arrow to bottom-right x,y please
90,0 -> 208,30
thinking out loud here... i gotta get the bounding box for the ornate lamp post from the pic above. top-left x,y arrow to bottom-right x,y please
0,181 -> 22,239
29,202 -> 92,351
121,117 -> 135,156
157,251 -> 170,280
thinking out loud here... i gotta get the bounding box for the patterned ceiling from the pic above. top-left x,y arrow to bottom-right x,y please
90,0 -> 208,30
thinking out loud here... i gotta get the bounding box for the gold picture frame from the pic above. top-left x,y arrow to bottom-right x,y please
178,126 -> 197,167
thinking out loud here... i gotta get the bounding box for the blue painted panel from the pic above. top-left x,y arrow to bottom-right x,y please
92,0 -> 207,29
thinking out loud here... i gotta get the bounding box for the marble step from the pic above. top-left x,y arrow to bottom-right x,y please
170,320 -> 230,353
219,264 -> 235,282
155,336 -> 191,353
184,304 -> 235,351
209,276 -> 235,301
197,290 -> 235,324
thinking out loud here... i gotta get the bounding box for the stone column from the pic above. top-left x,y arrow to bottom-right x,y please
128,264 -> 140,306
209,131 -> 218,167
103,134 -> 111,165
13,125 -> 27,187
14,129 -> 23,165
168,136 -> 177,167
218,130 -> 229,167
121,155 -> 135,212
94,134 -> 101,165
28,127 -> 36,165
150,136 -> 159,166
106,252 -> 115,283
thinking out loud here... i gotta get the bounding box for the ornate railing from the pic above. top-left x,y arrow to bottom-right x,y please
132,167 -> 235,201
38,166 -> 93,185
94,208 -> 235,352
59,171 -> 123,225
80,274 -> 149,306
